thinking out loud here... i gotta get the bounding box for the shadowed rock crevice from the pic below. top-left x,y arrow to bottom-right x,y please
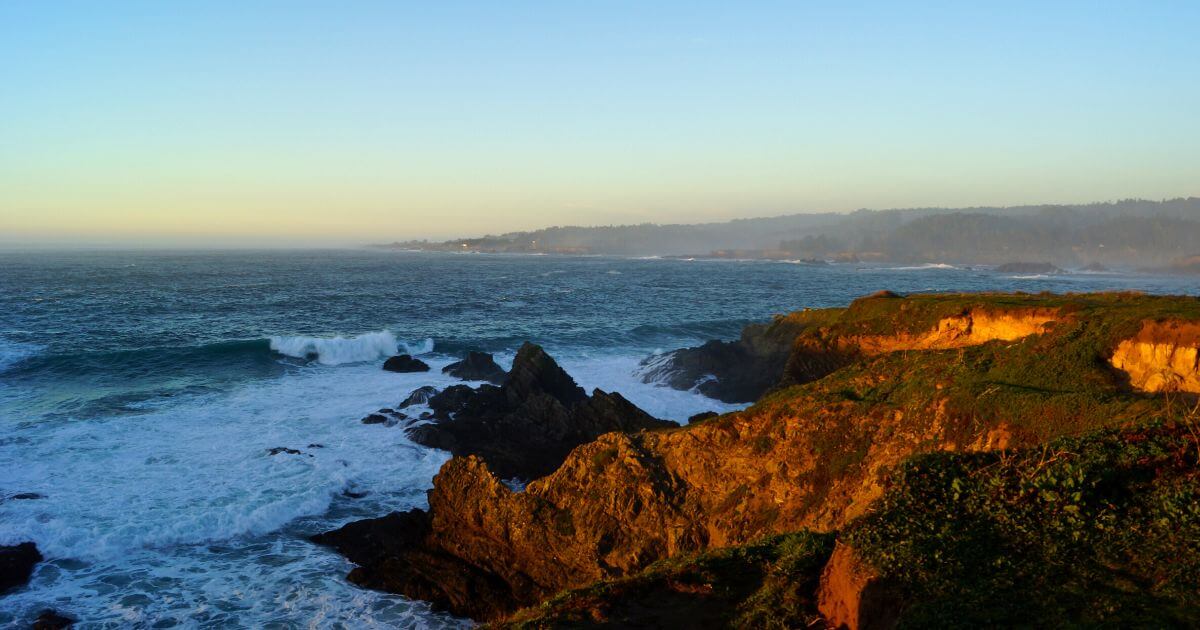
0,542 -> 42,594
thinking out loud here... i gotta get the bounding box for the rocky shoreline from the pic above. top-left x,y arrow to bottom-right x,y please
317,291 -> 1200,627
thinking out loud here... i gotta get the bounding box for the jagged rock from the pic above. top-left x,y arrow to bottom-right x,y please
408,343 -> 675,479
399,386 -> 439,408
32,610 -> 75,629
0,542 -> 42,594
383,354 -> 431,373
442,351 -> 507,384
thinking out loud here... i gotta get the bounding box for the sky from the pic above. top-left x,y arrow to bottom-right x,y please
1,1 -> 1197,247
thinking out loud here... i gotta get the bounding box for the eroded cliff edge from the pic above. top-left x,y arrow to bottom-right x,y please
319,291 -> 1200,626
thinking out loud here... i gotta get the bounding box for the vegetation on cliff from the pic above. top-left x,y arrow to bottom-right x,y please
847,419 -> 1200,627
497,531 -> 835,629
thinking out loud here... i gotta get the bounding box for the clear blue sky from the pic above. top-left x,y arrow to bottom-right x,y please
2,1 -> 1197,245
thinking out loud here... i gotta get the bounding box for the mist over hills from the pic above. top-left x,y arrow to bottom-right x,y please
381,198 -> 1200,269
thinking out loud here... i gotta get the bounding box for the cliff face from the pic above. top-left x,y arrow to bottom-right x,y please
320,292 -> 1200,622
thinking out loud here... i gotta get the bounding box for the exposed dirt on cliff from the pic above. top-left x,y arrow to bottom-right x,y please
816,543 -> 903,630
847,308 -> 1060,353
1109,320 -> 1200,393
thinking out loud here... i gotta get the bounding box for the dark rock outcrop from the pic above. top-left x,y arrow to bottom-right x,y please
399,386 -> 439,408
994,261 -> 1062,274
409,343 -> 675,480
382,354 -> 430,373
442,351 -> 507,384
0,542 -> 42,594
361,409 -> 408,426
640,311 -> 831,402
32,610 -> 75,629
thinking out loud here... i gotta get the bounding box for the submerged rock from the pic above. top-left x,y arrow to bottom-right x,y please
266,447 -> 310,457
442,351 -> 507,384
361,409 -> 408,426
32,610 -> 75,629
0,542 -> 42,594
3,492 -> 46,502
399,385 -> 439,408
408,342 -> 675,479
382,354 -> 431,373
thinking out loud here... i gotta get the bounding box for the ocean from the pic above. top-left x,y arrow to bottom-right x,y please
0,250 -> 1194,628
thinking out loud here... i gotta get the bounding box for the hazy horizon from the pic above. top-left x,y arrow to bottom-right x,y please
3,2 -> 1198,247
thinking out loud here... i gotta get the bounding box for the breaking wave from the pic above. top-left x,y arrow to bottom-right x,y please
268,331 -> 431,365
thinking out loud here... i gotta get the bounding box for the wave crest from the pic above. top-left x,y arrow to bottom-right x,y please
0,339 -> 43,373
268,331 -> 403,365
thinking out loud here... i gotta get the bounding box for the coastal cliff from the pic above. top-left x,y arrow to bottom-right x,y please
320,292 -> 1200,626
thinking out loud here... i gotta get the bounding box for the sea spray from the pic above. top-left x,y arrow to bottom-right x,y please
269,331 -> 401,365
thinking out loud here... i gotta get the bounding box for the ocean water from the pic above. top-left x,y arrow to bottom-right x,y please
0,250 -> 1195,628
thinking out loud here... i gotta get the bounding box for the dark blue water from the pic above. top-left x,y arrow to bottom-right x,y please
0,250 -> 1194,627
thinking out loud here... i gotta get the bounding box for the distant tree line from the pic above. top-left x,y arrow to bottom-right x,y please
378,198 -> 1200,268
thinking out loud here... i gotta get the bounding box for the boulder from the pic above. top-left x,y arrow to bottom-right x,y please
383,354 -> 431,373
442,352 -> 507,384
0,542 -> 42,594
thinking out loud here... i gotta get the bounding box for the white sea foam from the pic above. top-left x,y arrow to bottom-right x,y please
0,360 -> 472,626
874,263 -> 957,271
401,337 -> 435,355
0,344 -> 738,625
268,331 -> 402,365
